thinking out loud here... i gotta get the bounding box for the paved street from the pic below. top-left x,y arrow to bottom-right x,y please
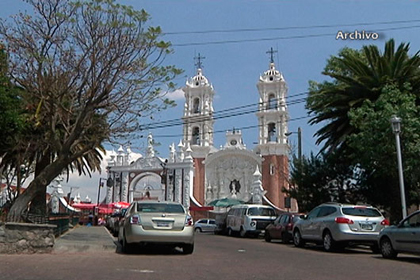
0,227 -> 419,280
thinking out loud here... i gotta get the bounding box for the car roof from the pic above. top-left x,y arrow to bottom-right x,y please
136,200 -> 182,205
231,204 -> 274,209
279,212 -> 305,216
320,202 -> 375,208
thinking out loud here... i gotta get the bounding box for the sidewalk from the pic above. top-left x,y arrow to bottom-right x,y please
53,226 -> 117,253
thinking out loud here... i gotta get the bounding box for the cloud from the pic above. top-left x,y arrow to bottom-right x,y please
165,88 -> 185,100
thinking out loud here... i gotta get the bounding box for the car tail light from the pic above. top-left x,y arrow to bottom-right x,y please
381,219 -> 390,226
286,223 -> 293,231
185,215 -> 193,226
335,217 -> 354,224
130,215 -> 141,224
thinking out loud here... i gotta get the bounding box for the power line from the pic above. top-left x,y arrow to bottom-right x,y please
140,92 -> 308,130
163,19 -> 420,36
171,25 -> 420,47
152,115 -> 312,139
143,98 -> 307,130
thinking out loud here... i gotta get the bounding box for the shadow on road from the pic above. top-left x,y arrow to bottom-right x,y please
114,240 -> 185,255
372,255 -> 420,265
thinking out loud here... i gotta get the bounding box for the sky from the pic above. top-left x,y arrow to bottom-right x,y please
2,0 -> 420,201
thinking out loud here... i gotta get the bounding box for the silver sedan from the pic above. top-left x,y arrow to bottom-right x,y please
378,210 -> 420,258
118,201 -> 195,254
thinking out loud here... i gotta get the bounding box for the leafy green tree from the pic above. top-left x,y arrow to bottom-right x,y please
0,0 -> 181,219
287,152 -> 363,213
347,83 -> 420,220
306,39 -> 420,219
307,39 -> 420,154
0,46 -> 29,206
0,47 -> 25,156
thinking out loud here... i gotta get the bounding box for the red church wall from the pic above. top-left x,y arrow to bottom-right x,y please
193,157 -> 206,206
261,155 -> 289,209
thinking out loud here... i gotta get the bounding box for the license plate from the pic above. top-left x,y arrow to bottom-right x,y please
360,223 -> 373,230
156,222 -> 170,228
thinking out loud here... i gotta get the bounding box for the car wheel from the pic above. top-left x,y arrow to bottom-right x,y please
323,231 -> 337,252
293,229 -> 305,247
183,243 -> 194,254
281,232 -> 290,244
228,228 -> 233,237
370,243 -> 380,254
380,237 -> 398,259
195,227 -> 202,233
264,231 -> 272,242
239,227 -> 247,238
121,233 -> 132,254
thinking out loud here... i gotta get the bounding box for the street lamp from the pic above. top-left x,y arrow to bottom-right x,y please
285,127 -> 302,161
97,177 -> 108,206
390,115 -> 407,219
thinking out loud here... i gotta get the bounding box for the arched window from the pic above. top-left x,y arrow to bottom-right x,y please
192,127 -> 200,145
193,98 -> 200,113
268,123 -> 277,142
267,94 -> 277,110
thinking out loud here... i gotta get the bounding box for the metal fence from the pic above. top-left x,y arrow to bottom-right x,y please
1,211 -> 78,237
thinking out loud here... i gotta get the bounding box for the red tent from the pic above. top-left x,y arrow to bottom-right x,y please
72,202 -> 129,215
72,203 -> 96,210
110,202 -> 130,209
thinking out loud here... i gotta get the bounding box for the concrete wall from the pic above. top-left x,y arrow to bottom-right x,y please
0,222 -> 56,254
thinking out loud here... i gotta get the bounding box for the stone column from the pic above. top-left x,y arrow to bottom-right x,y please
121,172 -> 128,202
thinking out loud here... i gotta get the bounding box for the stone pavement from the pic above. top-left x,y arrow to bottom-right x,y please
53,225 -> 117,253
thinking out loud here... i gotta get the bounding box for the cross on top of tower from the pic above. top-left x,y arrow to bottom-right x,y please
194,53 -> 205,70
266,47 -> 277,63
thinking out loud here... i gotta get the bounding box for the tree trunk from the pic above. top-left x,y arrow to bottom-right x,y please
6,181 -> 37,222
29,186 -> 47,215
7,156 -> 70,222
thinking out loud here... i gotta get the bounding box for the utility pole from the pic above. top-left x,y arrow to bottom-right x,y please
298,127 -> 302,162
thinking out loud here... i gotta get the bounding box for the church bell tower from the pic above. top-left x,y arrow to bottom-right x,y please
182,54 -> 215,205
182,53 -> 215,155
256,48 -> 290,209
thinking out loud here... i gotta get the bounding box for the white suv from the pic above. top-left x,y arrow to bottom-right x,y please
293,202 -> 389,252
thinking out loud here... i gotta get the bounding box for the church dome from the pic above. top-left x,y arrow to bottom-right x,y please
260,63 -> 284,82
186,68 -> 210,87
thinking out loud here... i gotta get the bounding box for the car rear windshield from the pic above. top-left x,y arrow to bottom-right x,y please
247,207 -> 276,216
342,207 -> 382,217
136,203 -> 185,214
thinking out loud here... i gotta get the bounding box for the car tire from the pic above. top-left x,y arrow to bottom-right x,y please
293,229 -> 305,247
183,243 -> 194,254
239,227 -> 247,238
370,243 -> 380,254
323,230 -> 337,252
264,231 -> 272,242
121,233 -> 132,254
380,237 -> 398,259
195,227 -> 202,233
228,228 -> 233,237
281,232 -> 290,244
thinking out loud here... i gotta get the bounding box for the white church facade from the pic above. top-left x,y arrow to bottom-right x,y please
105,52 -> 298,215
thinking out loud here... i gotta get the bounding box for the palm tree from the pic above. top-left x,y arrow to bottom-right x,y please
307,39 -> 420,154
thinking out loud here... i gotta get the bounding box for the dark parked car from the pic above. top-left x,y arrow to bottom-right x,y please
378,210 -> 420,258
265,213 -> 303,243
106,211 -> 124,237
